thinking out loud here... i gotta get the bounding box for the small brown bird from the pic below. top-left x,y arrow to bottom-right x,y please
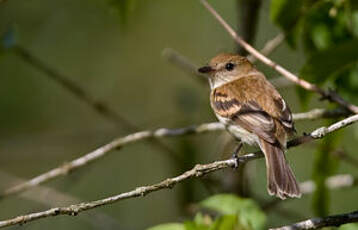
198,53 -> 301,199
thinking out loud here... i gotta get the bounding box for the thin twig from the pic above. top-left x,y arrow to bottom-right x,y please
247,33 -> 285,62
292,108 -> 350,121
163,33 -> 285,85
0,108 -> 347,198
199,0 -> 358,114
270,210 -> 358,230
163,47 -> 294,89
0,123 -> 225,198
162,48 -> 207,83
0,114 -> 357,228
0,171 -> 123,229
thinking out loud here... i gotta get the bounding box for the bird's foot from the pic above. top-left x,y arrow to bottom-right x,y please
231,142 -> 243,169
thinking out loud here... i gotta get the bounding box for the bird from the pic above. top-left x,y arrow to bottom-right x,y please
198,53 -> 301,199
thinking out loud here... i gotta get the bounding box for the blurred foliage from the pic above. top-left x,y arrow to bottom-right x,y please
107,0 -> 142,25
1,0 -> 358,229
339,223 -> 358,230
147,194 -> 266,230
270,0 -> 303,47
271,0 -> 358,105
271,0 -> 358,214
148,223 -> 185,230
312,130 -> 340,216
176,138 -> 198,210
0,26 -> 16,54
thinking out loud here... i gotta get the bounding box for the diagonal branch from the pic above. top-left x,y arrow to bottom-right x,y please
0,171 -> 123,229
0,114 -> 357,228
270,210 -> 358,230
0,122 -> 225,198
247,33 -> 285,63
0,108 -> 348,198
163,33 -> 285,85
199,0 -> 358,114
162,48 -> 208,83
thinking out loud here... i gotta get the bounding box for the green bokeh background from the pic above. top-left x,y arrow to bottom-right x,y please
0,0 -> 357,229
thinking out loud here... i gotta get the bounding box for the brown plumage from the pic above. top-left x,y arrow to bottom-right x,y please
199,53 -> 301,199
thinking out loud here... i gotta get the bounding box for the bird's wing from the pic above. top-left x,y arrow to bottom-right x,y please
211,74 -> 294,145
272,96 -> 295,133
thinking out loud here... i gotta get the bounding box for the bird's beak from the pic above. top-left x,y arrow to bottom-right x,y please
198,65 -> 214,74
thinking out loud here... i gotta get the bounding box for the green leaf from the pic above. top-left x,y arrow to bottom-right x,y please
300,39 -> 358,84
302,0 -> 353,53
210,215 -> 237,230
339,223 -> 358,230
193,213 -> 213,226
183,213 -> 213,230
147,223 -> 185,230
184,219 -> 209,230
200,194 -> 266,230
311,23 -> 333,49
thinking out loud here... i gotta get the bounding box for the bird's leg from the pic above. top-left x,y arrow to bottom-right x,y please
231,141 -> 243,169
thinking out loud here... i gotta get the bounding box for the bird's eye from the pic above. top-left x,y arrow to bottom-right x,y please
225,63 -> 235,71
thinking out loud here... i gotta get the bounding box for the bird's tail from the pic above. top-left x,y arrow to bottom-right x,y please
259,139 -> 301,199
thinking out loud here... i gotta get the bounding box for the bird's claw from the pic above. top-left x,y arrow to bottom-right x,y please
231,142 -> 242,169
231,152 -> 239,169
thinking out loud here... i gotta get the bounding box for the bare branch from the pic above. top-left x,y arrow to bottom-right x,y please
0,108 -> 347,198
199,0 -> 358,114
247,33 -> 285,62
0,171 -> 123,229
0,114 -> 357,228
163,46 -> 295,90
309,114 -> 358,138
270,210 -> 358,230
163,33 -> 285,85
292,108 -> 350,121
0,123 -> 225,198
0,157 -> 241,228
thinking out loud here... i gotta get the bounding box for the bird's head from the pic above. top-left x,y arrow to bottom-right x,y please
198,53 -> 254,89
